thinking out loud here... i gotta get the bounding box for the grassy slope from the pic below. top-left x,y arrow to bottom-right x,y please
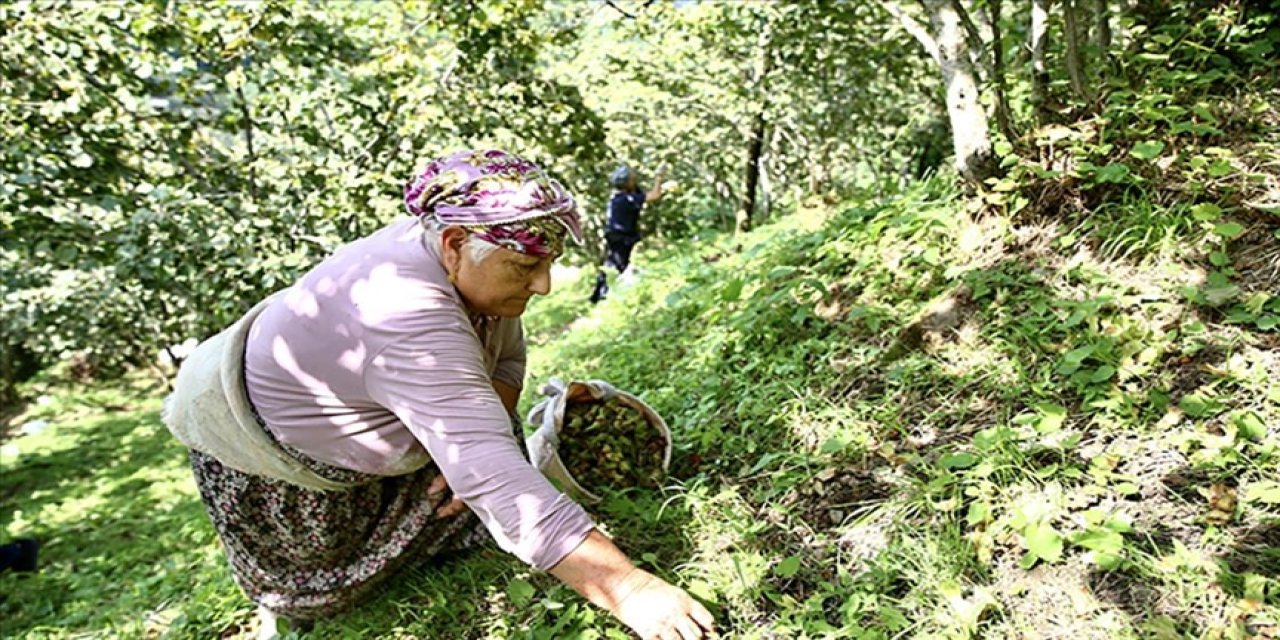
3,170 -> 1276,638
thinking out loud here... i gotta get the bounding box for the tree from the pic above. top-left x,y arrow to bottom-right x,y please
1030,0 -> 1054,119
884,0 -> 1000,185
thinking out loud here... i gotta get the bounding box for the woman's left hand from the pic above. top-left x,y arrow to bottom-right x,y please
428,475 -> 469,518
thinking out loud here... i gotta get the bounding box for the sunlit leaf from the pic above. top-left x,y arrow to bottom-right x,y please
1024,523 -> 1063,563
1130,141 -> 1165,160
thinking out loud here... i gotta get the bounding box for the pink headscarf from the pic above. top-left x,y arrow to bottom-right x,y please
404,149 -> 583,258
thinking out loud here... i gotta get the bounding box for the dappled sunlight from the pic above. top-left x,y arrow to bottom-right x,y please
928,319 -> 1020,383
678,487 -> 770,616
781,394 -> 876,455
3,0 -> 1277,636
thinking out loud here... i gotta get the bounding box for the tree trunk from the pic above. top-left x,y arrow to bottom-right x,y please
918,0 -> 999,185
989,0 -> 1015,143
737,18 -> 772,235
1030,0 -> 1053,120
1062,0 -> 1090,101
737,108 -> 766,235
1094,0 -> 1112,50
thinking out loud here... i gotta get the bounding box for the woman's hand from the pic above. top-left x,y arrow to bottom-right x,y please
607,568 -> 717,640
550,531 -> 717,640
427,475 -> 468,518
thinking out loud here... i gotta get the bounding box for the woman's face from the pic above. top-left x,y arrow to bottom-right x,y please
442,227 -> 555,317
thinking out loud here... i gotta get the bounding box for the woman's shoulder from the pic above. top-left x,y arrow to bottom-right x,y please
292,217 -> 462,324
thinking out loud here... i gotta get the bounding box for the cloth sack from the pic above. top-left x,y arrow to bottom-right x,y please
524,378 -> 672,504
161,293 -> 354,491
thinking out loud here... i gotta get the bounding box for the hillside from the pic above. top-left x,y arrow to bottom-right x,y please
4,171 -> 1277,637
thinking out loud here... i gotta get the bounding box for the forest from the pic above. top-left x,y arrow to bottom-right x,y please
1,0 -> 1278,638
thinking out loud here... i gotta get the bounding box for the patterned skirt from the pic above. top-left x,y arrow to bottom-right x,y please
189,435 -> 487,620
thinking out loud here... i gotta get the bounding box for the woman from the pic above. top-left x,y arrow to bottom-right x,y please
590,163 -> 666,304
164,150 -> 715,640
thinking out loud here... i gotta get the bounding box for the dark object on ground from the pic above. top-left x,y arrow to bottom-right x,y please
0,538 -> 39,573
590,270 -> 609,304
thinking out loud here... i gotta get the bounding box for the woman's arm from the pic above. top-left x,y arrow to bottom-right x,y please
493,379 -> 521,415
551,530 -> 716,640
432,376 -> 522,519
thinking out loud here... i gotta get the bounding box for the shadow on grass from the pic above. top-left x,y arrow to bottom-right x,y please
0,406 -> 241,638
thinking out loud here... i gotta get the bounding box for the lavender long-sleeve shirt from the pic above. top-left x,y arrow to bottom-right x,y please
243,217 -> 594,570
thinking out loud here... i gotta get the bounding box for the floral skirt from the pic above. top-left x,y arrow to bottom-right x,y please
189,439 -> 487,620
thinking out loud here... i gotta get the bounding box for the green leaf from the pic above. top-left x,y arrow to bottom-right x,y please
1244,574 -> 1267,604
507,578 -> 536,605
1094,163 -> 1131,183
1024,523 -> 1063,563
819,436 -> 848,454
1245,481 -> 1280,504
1209,250 -> 1230,267
1071,528 -> 1125,554
1201,282 -> 1240,306
1064,345 -> 1095,363
1130,141 -> 1165,160
1179,392 -> 1221,417
1233,411 -> 1267,442
721,278 -> 744,302
1089,365 -> 1116,383
1113,482 -> 1141,496
1213,221 -> 1246,239
940,452 -> 979,470
1207,159 -> 1233,177
1034,403 -> 1067,433
1104,515 -> 1134,533
775,555 -> 801,578
1191,203 -> 1222,221
966,501 -> 991,526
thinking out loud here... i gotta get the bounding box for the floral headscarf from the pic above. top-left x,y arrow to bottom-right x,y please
404,149 -> 583,258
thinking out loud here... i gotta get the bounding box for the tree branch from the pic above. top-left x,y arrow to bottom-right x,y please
947,0 -> 990,80
604,0 -> 636,19
235,84 -> 259,199
882,1 -> 942,66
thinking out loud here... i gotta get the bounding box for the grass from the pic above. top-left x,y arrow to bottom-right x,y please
4,177 -> 1280,638
4,173 -> 1279,638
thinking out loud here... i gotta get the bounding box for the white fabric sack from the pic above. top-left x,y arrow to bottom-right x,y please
161,293 -> 353,491
525,378 -> 672,504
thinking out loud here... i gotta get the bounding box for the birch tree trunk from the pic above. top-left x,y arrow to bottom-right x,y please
917,0 -> 999,185
1031,0 -> 1053,119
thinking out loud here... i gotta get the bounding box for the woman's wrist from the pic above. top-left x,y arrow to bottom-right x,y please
602,566 -> 648,613
548,529 -> 640,610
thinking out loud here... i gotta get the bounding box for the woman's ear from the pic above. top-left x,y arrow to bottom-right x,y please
439,226 -> 468,275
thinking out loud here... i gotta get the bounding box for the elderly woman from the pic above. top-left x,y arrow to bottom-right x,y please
164,150 -> 715,640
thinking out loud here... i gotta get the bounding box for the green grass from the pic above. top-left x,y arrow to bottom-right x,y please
3,173 -> 1278,638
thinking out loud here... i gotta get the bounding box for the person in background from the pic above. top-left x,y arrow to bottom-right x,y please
163,149 -> 715,640
590,163 -> 666,304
